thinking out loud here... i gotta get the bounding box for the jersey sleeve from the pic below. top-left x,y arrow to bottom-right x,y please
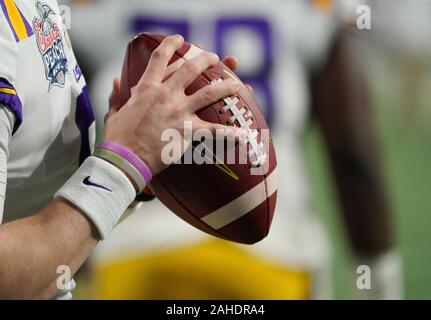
0,104 -> 15,224
0,8 -> 22,134
0,6 -> 19,84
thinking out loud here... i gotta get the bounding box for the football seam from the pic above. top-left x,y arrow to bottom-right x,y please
151,33 -> 271,235
263,169 -> 270,236
249,99 -> 271,236
196,67 -> 270,236
127,41 -> 133,99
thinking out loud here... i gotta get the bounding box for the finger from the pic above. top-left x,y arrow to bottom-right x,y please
222,56 -> 239,71
193,118 -> 248,142
109,78 -> 122,111
187,78 -> 240,113
245,84 -> 253,93
167,52 -> 219,89
163,44 -> 208,81
140,35 -> 184,83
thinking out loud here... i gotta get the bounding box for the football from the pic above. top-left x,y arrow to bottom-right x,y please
119,33 -> 278,244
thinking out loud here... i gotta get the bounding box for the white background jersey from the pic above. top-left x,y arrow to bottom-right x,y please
66,0 -> 344,271
0,0 -> 95,222
371,0 -> 431,59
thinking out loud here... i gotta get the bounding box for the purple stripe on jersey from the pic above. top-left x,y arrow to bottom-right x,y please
75,86 -> 95,164
0,92 -> 23,135
215,17 -> 275,126
0,78 -> 14,90
0,0 -> 19,42
74,65 -> 83,83
17,4 -> 33,37
0,78 -> 22,135
131,16 -> 190,41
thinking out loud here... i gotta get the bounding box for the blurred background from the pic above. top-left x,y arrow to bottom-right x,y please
61,0 -> 431,299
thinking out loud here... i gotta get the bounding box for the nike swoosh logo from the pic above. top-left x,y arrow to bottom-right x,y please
83,176 -> 112,192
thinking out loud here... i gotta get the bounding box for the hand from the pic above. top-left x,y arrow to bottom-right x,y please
106,54 -> 252,120
105,53 -> 252,129
215,55 -> 253,93
104,35 -> 243,176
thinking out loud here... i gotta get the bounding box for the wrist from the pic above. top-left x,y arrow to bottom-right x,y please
55,156 -> 136,239
103,132 -> 162,175
94,141 -> 153,193
115,167 -> 139,192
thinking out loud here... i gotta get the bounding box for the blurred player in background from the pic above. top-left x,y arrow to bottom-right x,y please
369,0 -> 431,118
65,0 -> 403,299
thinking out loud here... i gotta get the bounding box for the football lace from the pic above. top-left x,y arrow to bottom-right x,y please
213,79 -> 268,168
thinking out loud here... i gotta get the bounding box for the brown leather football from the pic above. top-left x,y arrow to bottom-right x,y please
119,33 -> 277,244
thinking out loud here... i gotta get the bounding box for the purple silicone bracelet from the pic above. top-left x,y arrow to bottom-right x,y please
99,141 -> 153,184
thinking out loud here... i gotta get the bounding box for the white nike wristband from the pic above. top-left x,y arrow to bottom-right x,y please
55,156 -> 136,239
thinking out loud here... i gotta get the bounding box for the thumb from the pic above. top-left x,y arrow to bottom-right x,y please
109,77 -> 122,111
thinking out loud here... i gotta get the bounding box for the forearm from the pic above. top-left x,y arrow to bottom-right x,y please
0,198 -> 98,299
311,33 -> 395,256
0,153 -> 137,299
0,35 -> 241,300
331,151 -> 394,256
312,32 -> 403,299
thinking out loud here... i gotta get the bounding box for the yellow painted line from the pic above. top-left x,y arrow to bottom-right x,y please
223,69 -> 239,81
192,143 -> 240,181
215,163 -> 240,181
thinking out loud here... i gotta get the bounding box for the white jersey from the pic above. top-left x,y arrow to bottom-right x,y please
371,0 -> 431,58
0,0 -> 96,223
67,0 -> 352,272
